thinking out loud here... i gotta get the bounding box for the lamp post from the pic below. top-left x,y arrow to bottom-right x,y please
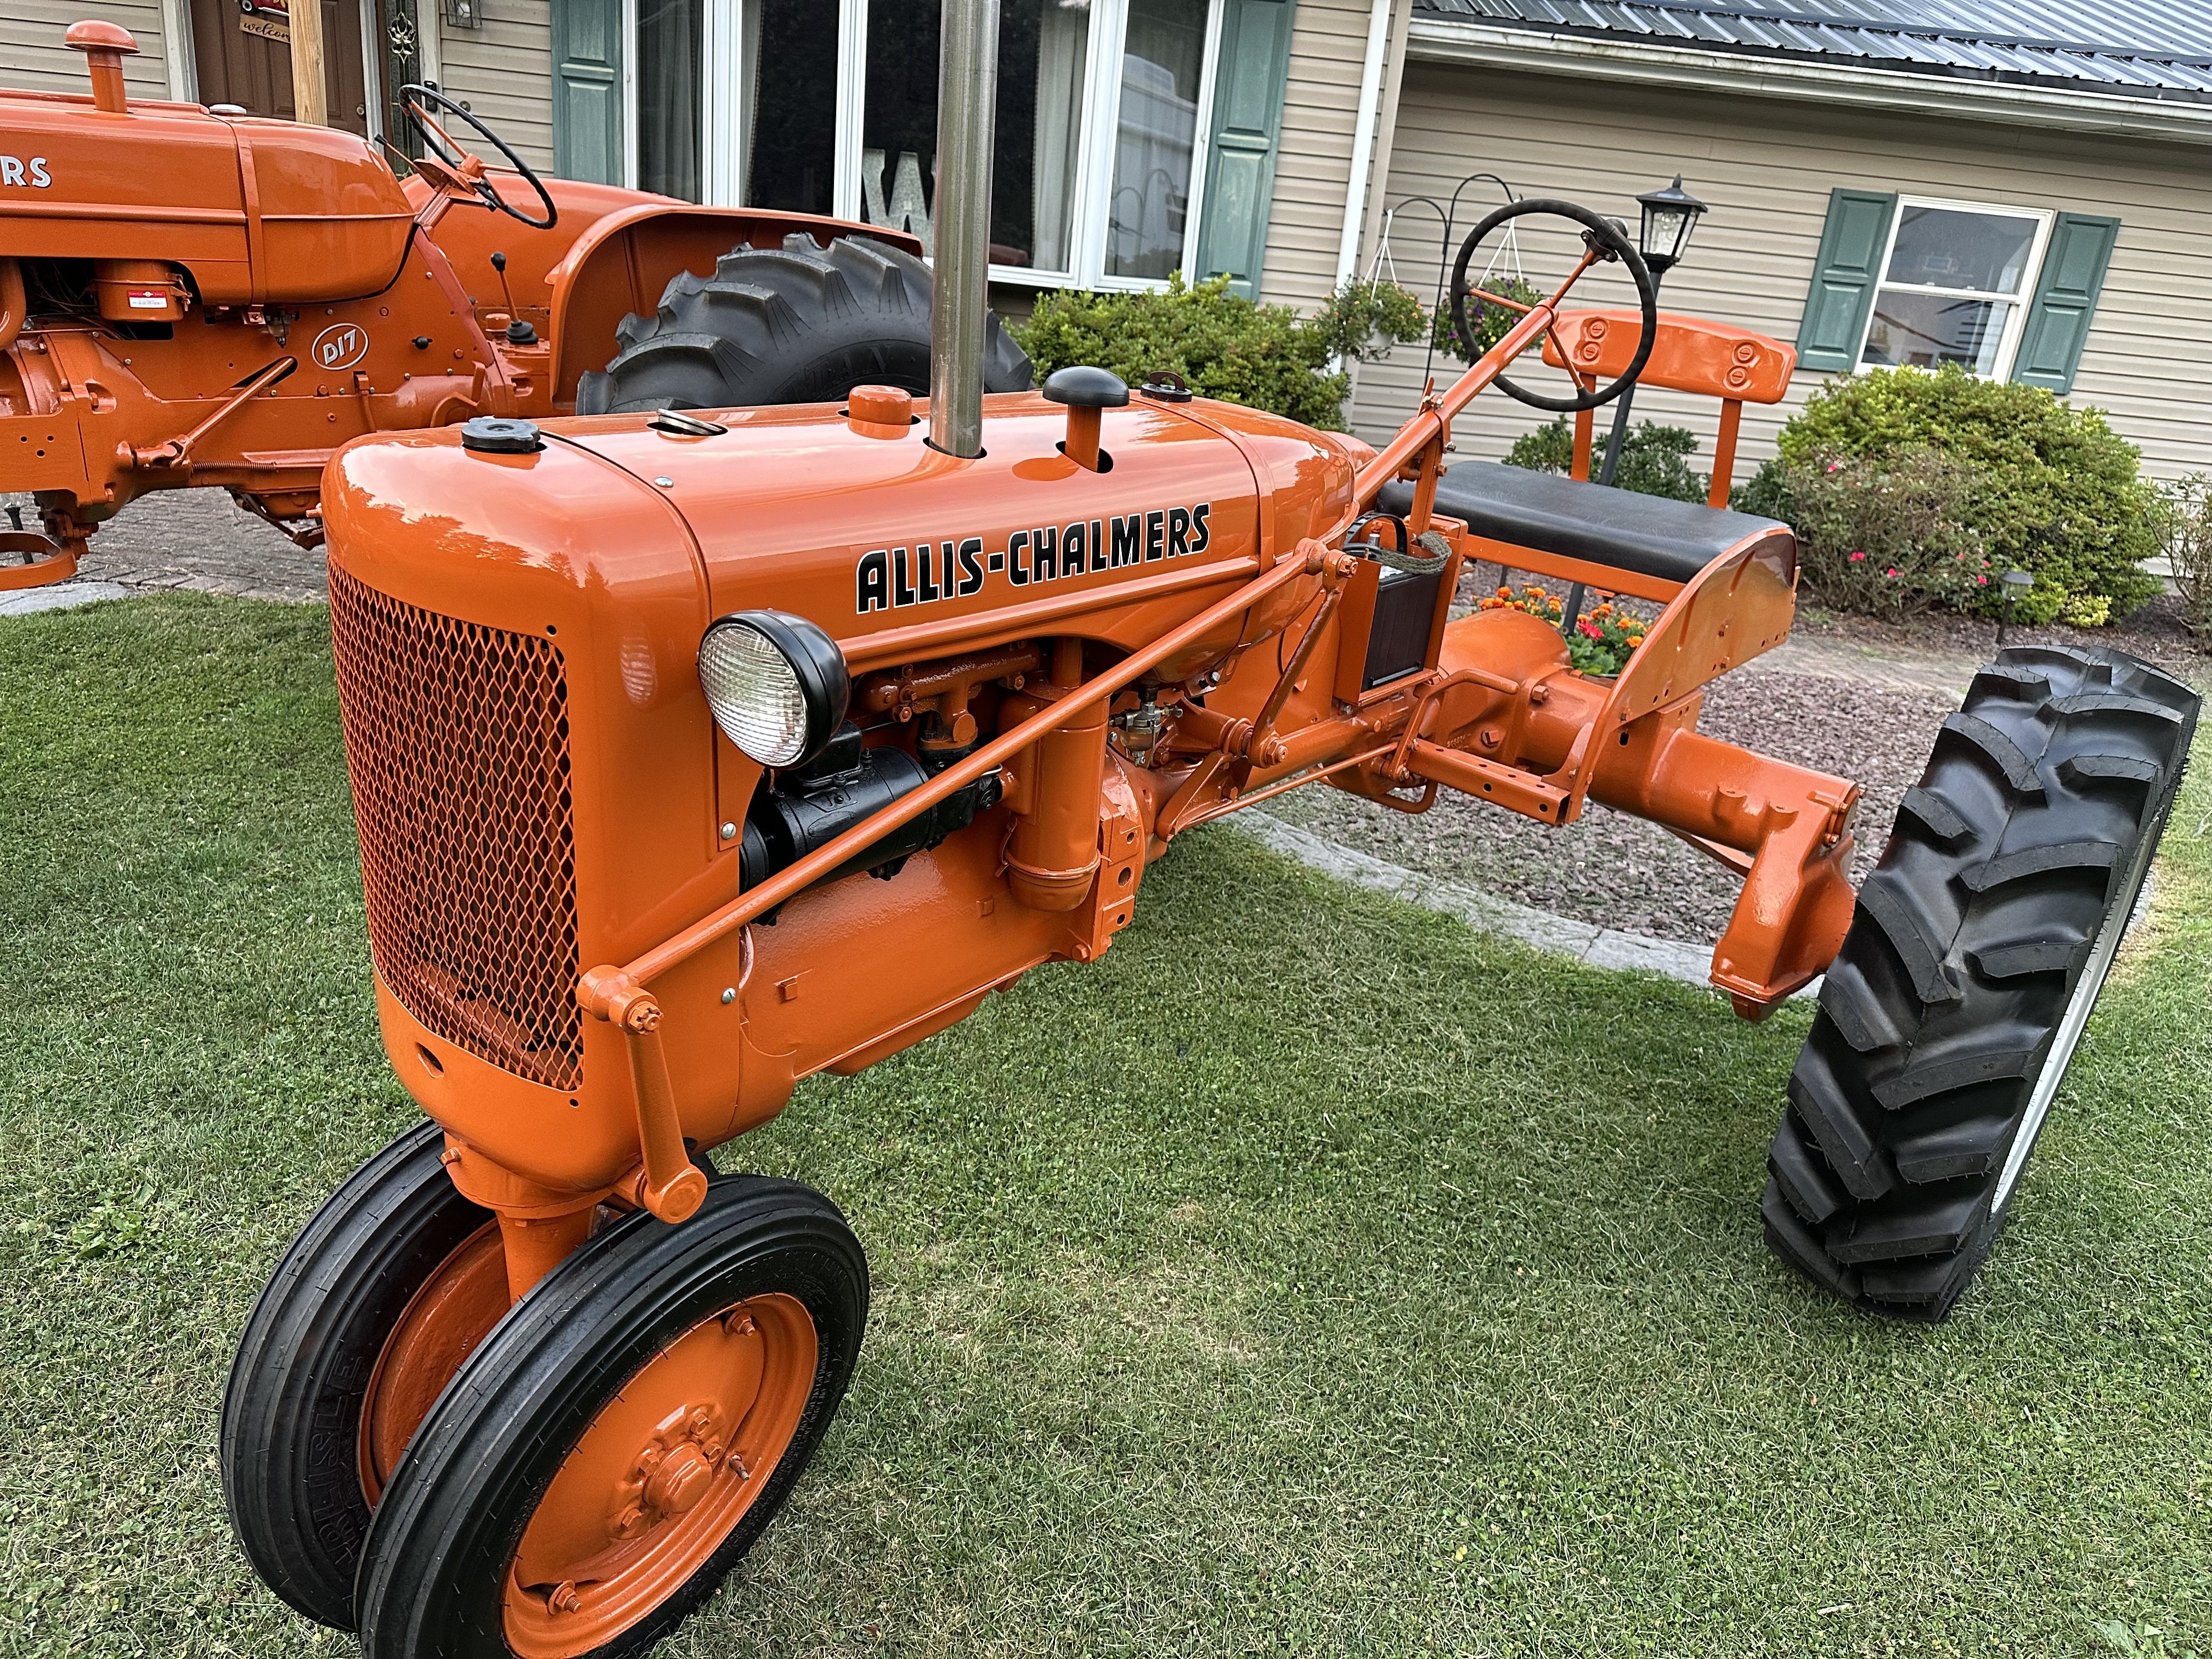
1594,177 -> 1707,488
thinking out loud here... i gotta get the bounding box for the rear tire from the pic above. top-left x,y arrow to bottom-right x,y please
356,1175 -> 868,1659
1763,645 -> 2197,1320
575,233 -> 1032,414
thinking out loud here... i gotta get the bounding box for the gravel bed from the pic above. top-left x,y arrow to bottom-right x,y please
1263,669 -> 1958,945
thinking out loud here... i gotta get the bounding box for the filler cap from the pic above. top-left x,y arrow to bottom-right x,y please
1041,366 -> 1130,409
460,416 -> 543,455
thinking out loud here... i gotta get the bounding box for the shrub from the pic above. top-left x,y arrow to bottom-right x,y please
1775,364 -> 2158,625
1730,456 -> 1793,521
1782,448 -> 1994,620
1505,416 -> 1708,505
2153,473 -> 2212,636
1012,274 -> 1424,430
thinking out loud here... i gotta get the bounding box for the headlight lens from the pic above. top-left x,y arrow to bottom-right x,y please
698,611 -> 850,768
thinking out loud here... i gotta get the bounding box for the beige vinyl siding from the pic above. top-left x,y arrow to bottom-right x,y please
1254,0 -> 1386,312
434,0 -> 552,173
1351,64 -> 2212,483
3,0 -> 174,98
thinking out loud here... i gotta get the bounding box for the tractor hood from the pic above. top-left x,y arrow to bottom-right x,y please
319,387 -> 1356,963
0,88 -> 413,305
323,390 -> 1357,678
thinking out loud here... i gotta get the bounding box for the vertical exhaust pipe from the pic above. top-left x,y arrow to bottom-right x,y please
928,0 -> 1001,460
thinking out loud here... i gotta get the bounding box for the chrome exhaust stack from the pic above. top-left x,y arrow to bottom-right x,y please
927,0 -> 1001,460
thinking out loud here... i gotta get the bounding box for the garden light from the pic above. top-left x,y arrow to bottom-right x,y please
1636,176 -> 1708,275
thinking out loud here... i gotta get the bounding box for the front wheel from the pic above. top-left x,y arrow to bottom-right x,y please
1763,645 -> 2198,1320
356,1175 -> 868,1659
222,1121 -> 504,1630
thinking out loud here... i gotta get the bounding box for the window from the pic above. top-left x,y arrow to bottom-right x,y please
594,0 -> 1226,291
1107,0 -> 1207,279
1858,198 -> 2052,380
635,0 -> 703,202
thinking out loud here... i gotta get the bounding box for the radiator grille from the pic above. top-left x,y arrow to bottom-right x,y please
328,567 -> 583,1091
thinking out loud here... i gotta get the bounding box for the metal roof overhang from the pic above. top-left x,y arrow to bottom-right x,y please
1407,15 -> 2212,144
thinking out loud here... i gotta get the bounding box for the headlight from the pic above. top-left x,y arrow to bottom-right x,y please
698,611 -> 850,768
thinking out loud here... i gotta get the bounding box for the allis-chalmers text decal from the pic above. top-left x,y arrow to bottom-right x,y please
855,501 -> 1212,614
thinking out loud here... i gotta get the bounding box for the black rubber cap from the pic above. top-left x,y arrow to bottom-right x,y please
460,416 -> 542,454
1041,365 -> 1130,409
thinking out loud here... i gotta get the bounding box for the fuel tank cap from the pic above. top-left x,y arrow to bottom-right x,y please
460,416 -> 543,454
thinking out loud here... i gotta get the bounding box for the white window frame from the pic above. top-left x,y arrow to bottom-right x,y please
1856,195 -> 2055,382
623,0 -> 1224,290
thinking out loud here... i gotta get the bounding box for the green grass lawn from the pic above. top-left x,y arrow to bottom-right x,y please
3,597 -> 2210,1658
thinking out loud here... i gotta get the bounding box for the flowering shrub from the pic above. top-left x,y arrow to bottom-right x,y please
1782,448 -> 1994,620
1776,364 -> 2157,624
1477,585 -> 1647,675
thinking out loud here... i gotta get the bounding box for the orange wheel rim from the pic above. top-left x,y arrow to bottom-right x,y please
502,1292 -> 819,1658
360,1221 -> 510,1505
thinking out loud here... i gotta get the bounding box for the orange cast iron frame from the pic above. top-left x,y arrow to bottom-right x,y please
0,25 -> 921,588
319,239 -> 1862,1291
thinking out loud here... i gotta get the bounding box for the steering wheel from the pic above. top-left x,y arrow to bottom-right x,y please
398,83 -> 558,231
1448,199 -> 1656,413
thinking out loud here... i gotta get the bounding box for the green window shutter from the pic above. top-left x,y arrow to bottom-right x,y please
552,0 -> 624,185
1794,188 -> 1897,373
1192,0 -> 1294,298
2012,213 -> 2119,394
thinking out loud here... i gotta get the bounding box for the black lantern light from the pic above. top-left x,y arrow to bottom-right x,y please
1635,176 -> 1708,276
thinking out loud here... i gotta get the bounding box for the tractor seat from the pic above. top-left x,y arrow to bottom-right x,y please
1379,461 -> 1787,588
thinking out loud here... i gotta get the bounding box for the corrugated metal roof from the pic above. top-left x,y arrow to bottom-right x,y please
1412,0 -> 2212,99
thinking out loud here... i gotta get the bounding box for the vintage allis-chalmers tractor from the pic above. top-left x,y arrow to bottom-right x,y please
31,7 -> 2184,1650
0,20 -> 1028,587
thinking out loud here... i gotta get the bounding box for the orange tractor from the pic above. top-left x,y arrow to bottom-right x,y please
21,11 -> 2190,1652
0,20 -> 1028,589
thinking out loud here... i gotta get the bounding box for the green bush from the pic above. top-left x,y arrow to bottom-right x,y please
1505,416 -> 1708,505
1011,275 -> 1423,431
1775,364 -> 2158,625
1782,449 -> 1994,620
1730,456 -> 1793,521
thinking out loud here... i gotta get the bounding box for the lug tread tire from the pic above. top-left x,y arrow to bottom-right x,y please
577,233 -> 1032,414
221,1121 -> 494,1630
355,1175 -> 868,1659
1763,645 -> 2197,1322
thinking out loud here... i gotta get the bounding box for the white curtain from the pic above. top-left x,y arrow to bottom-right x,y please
737,0 -> 759,202
1030,0 -> 1088,274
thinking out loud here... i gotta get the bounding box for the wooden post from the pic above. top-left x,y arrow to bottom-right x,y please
289,0 -> 328,126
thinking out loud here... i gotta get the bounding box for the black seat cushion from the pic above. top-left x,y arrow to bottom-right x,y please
1378,460 -> 1788,588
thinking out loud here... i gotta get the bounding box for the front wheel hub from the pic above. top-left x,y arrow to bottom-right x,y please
503,1293 -> 816,1658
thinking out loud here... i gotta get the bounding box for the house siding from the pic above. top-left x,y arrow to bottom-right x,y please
4,0 -> 175,98
1255,0 -> 1401,313
1351,62 -> 2212,482
435,0 -> 555,173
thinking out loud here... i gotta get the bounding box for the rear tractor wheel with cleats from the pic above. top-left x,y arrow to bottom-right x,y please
576,232 -> 1033,414
355,1175 -> 869,1659
1763,644 -> 2198,1320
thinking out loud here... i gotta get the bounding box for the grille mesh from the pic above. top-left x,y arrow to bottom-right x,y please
328,567 -> 584,1091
